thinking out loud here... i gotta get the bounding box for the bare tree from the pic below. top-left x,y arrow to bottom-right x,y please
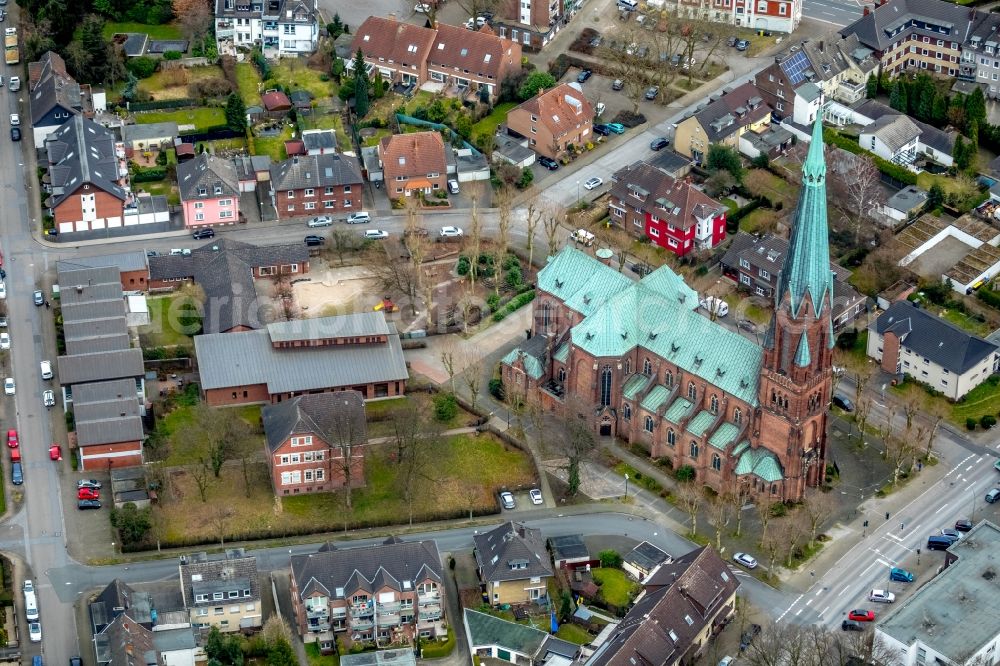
494,185 -> 514,297
440,351 -> 457,393
709,492 -> 730,551
729,482 -> 753,537
175,0 -> 214,50
191,458 -> 211,503
919,400 -> 948,459
675,483 -> 701,537
466,196 -> 484,289
363,243 -> 419,315
742,620 -> 899,666
327,395 -> 367,510
329,228 -> 358,266
879,404 -> 914,487
461,348 -> 484,411
828,151 -> 883,243
542,204 -> 564,257
599,25 -> 648,114
759,515 -> 784,574
525,199 -> 542,270
756,494 -> 776,547
780,516 -> 806,568
801,492 -> 834,548
538,397 -> 597,496
390,401 -> 441,524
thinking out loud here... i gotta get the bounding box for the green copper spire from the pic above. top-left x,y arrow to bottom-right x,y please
776,117 -> 833,318
794,332 -> 811,367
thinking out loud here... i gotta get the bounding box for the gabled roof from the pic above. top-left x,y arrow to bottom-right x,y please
270,153 -> 363,191
28,50 -> 69,90
839,0 -> 981,51
176,153 -> 239,201
473,522 -> 553,583
180,551 -> 261,607
262,391 -> 367,453
512,82 -> 594,139
624,541 -> 670,572
291,539 -> 443,600
122,122 -> 179,144
351,17 -> 437,74
721,231 -> 851,284
865,114 -> 921,154
73,378 -> 144,447
301,129 -> 337,152
378,131 -> 447,177
46,116 -> 128,207
261,90 -> 292,111
429,23 -> 517,82
872,300 -> 998,374
691,82 -> 770,143
588,547 -> 740,666
30,70 -> 82,126
609,161 -> 726,231
464,609 -> 579,660
501,334 -> 548,379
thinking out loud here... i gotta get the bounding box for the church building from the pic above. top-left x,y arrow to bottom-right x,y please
501,119 -> 834,502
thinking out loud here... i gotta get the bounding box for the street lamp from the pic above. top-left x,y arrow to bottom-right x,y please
624,474 -> 630,500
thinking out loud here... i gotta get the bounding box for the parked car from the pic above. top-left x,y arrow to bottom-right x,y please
986,488 -> 1000,503
0,316 -> 6,327
612,79 -> 624,90
0,332 -> 9,350
538,156 -> 560,170
440,226 -> 464,238
307,215 -> 334,227
42,390 -> 54,407
4,377 -> 14,395
736,39 -> 750,51
499,491 -> 515,509
78,499 -> 101,510
868,589 -> 895,603
841,620 -> 864,632
192,228 -> 215,240
584,177 -> 603,190
727,35 -> 738,46
847,609 -> 875,622
593,124 -> 612,136
304,235 -> 325,247
28,621 -> 40,642
889,567 -> 914,583
645,86 -> 659,100
577,69 -> 592,83
6,429 -> 16,448
33,290 -> 44,306
78,487 -> 100,500
0,281 -> 5,299
9,113 -> 18,126
529,488 -> 543,505
414,2 -> 431,12
650,137 -> 669,151
732,552 -> 757,569
11,461 -> 21,485
940,528 -> 963,541
831,394 -> 855,412
606,123 -> 626,134
955,519 -> 974,532
78,479 -> 102,489
447,179 -> 460,194
739,624 -> 761,651
9,76 -> 19,92
9,127 -> 19,142
363,229 -> 388,240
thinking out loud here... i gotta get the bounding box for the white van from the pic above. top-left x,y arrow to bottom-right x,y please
40,360 -> 52,380
617,0 -> 638,10
23,580 -> 38,621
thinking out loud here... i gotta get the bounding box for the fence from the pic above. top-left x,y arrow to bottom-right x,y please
128,98 -> 198,112
159,57 -> 212,69
395,114 -> 482,154
178,127 -> 244,143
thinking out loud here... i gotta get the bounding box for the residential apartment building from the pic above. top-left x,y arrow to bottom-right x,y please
289,538 -> 446,651
959,18 -> 1000,97
378,132 -> 448,197
261,391 -> 367,496
349,17 -> 520,103
28,50 -> 106,148
506,82 -> 594,160
876,521 -> 1000,666
720,231 -> 867,330
491,0 -> 564,50
588,547 -> 740,666
215,0 -> 320,57
867,299 -> 1000,400
838,0 -> 971,77
608,161 -> 727,257
656,0 -> 801,33
270,153 -> 363,219
673,82 -> 771,163
177,154 -> 241,228
178,550 -> 263,633
474,522 -> 553,606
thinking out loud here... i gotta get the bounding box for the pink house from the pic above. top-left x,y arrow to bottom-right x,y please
177,153 -> 241,228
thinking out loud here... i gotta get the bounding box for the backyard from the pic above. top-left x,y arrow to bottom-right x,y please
236,62 -> 262,106
102,21 -> 183,40
135,107 -> 226,131
253,123 -> 295,161
138,64 -> 227,101
300,112 -> 353,153
268,59 -> 335,101
138,294 -> 198,349
590,568 -> 638,608
139,179 -> 180,206
471,102 -> 515,145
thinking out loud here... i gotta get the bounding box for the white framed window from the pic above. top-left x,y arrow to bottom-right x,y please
305,188 -> 314,197
214,607 -> 224,615
194,202 -> 204,209
195,213 -> 204,221
304,202 -> 316,210
219,199 -> 232,206
291,435 -> 313,447
213,592 -> 224,601
316,468 -> 325,480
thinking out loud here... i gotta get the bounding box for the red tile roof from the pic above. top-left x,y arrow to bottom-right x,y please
379,131 -> 447,179
261,91 -> 292,112
429,23 -> 520,82
609,161 -> 726,231
351,16 -> 437,73
513,83 -> 594,139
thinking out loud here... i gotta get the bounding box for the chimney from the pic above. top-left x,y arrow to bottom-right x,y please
863,5 -> 870,15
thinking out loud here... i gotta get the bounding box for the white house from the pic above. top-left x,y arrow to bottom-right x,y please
215,0 -> 319,57
792,82 -> 823,127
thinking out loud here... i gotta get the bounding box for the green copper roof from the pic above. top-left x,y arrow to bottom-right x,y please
623,373 -> 652,401
501,348 -> 544,379
776,117 -> 833,318
709,422 -> 740,450
640,384 -> 671,412
731,440 -> 751,457
795,332 -> 812,367
735,446 -> 784,483
537,246 -> 631,317
553,343 -> 570,363
686,410 -> 715,437
664,397 -> 695,423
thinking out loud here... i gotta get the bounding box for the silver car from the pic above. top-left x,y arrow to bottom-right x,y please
499,491 -> 515,509
306,215 -> 333,228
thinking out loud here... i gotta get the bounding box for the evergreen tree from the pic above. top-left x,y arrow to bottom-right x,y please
351,48 -> 370,117
889,80 -> 907,112
328,12 -> 344,38
927,183 -> 944,210
865,74 -> 877,99
122,71 -> 139,103
79,14 -> 112,84
931,93 -> 949,126
969,120 -> 979,147
224,92 -> 247,133
706,144 -> 745,183
965,87 -> 987,130
954,135 -> 971,171
915,75 -> 934,122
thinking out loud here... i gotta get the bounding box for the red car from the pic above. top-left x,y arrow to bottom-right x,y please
77,487 -> 100,500
847,609 -> 875,622
48,445 -> 62,461
6,429 -> 17,448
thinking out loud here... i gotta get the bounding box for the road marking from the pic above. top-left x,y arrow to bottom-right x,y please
977,456 -> 984,463
934,503 -> 950,514
837,587 -> 847,597
795,608 -> 803,616
876,558 -> 891,568
815,587 -> 824,597
806,598 -> 813,606
965,464 -> 975,472
819,605 -> 830,617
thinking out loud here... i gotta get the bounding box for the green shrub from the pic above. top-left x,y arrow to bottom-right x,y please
421,628 -> 456,659
502,254 -> 520,270
492,290 -> 535,322
967,417 -> 977,430
675,465 -> 696,482
982,414 -> 997,429
132,167 -> 167,183
127,56 -> 158,79
162,50 -> 183,60
456,256 -> 471,276
433,393 -> 458,422
489,378 -> 505,400
486,293 -> 501,311
505,265 -> 523,289
598,549 -> 622,568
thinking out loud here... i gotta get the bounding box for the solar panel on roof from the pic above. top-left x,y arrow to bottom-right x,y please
781,50 -> 811,86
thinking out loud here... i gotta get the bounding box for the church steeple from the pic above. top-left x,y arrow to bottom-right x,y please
776,118 -> 834,320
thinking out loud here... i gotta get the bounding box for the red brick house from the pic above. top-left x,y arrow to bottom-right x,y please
506,83 -> 594,160
350,17 -> 435,89
270,153 -> 364,220
608,161 -> 727,257
379,132 -> 448,197
262,391 -> 367,496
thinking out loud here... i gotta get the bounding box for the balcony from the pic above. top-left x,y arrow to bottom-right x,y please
418,591 -> 440,605
419,610 -> 442,622
834,79 -> 866,104
351,603 -> 374,617
349,618 -> 374,631
306,608 -> 329,620
307,618 -> 331,633
376,601 -> 401,613
376,613 -> 402,627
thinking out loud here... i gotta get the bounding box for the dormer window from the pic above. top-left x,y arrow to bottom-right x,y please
214,186 -> 223,195
198,187 -> 207,196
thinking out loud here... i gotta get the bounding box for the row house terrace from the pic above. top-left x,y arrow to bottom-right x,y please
290,538 -> 446,653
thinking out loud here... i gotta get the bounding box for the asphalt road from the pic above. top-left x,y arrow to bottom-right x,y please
801,0 -> 866,27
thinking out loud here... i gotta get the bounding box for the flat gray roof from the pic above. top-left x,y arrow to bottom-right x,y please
57,251 -> 148,274
877,520 -> 1000,662
57,349 -> 144,385
265,312 -> 390,343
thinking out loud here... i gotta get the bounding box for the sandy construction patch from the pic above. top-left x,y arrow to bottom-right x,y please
292,266 -> 380,317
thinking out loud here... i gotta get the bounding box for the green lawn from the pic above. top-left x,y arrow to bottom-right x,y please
236,62 -> 262,106
159,403 -> 263,466
282,433 -> 537,524
721,197 -> 739,214
402,90 -> 436,116
303,112 -> 354,153
471,102 -> 515,142
555,623 -> 595,645
254,124 -> 295,161
951,376 -> 1000,425
140,179 -> 180,206
136,107 -> 226,131
738,208 -> 780,235
139,295 -> 196,348
267,60 -> 334,101
361,127 -> 392,148
941,308 -> 992,337
591,568 -> 638,608
103,21 -> 183,40
304,643 -> 338,666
